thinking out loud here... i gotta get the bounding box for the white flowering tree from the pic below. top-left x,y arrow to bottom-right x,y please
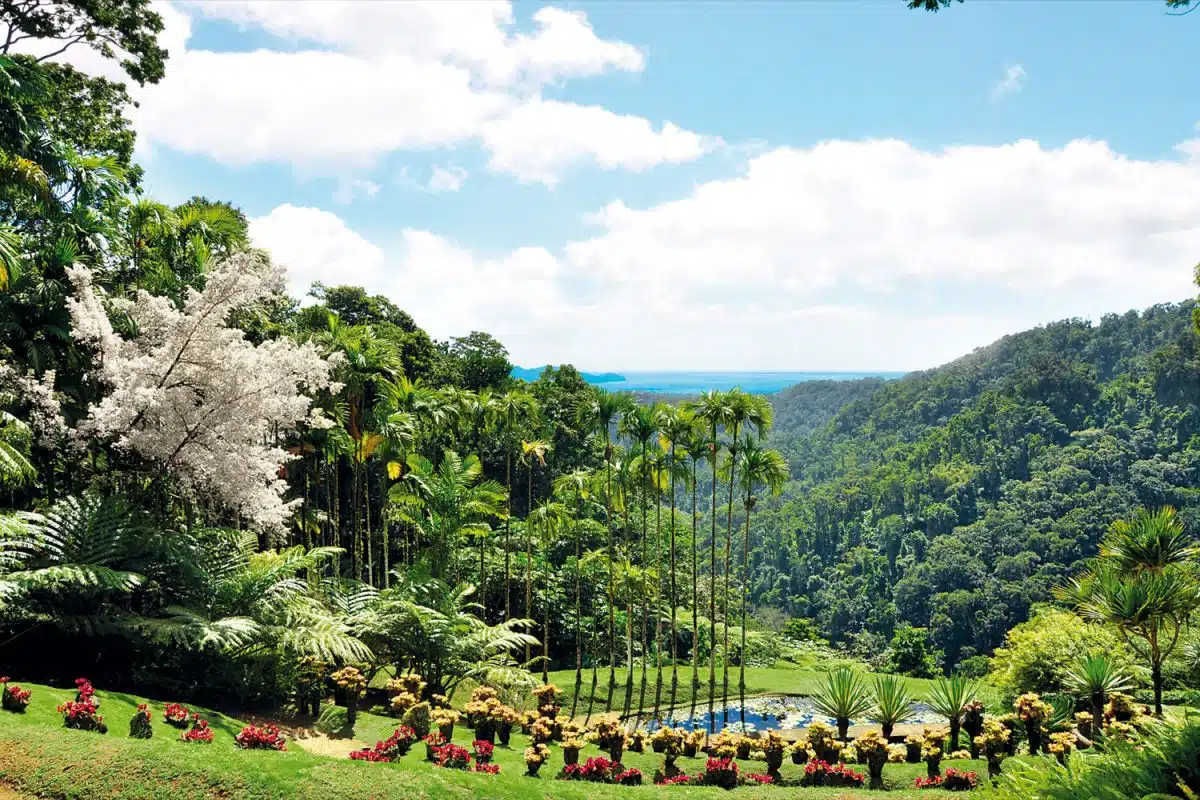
66,251 -> 337,533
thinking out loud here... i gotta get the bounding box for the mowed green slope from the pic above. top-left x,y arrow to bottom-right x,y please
0,681 -> 978,799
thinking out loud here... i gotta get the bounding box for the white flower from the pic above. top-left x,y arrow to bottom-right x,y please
66,252 -> 334,532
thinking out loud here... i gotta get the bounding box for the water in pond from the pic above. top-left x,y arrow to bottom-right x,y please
644,695 -> 943,734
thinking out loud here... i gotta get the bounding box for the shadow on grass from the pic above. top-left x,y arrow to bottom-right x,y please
104,691 -> 248,739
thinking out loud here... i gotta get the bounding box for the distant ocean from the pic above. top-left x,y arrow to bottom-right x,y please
580,371 -> 906,394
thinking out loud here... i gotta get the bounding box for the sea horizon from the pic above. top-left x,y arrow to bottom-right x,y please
517,369 -> 908,394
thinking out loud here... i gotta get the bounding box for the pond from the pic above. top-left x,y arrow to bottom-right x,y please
641,695 -> 944,734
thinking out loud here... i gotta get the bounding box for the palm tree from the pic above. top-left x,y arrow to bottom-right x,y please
620,403 -> 659,721
735,437 -> 788,724
574,389 -> 633,714
1065,653 -> 1132,726
682,418 -> 708,724
812,667 -> 873,741
0,394 -> 35,486
686,389 -> 729,732
717,389 -> 773,725
527,500 -> 568,683
1058,506 -> 1200,715
926,674 -> 980,751
660,406 -> 694,718
388,450 -> 505,583
460,390 -> 501,611
498,390 -> 537,620
553,468 -> 594,716
519,438 -> 552,662
869,674 -> 917,740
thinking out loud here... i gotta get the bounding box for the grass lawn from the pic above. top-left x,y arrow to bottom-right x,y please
0,679 -> 999,799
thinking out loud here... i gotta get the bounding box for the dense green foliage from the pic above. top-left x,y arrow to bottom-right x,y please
751,303 -> 1200,681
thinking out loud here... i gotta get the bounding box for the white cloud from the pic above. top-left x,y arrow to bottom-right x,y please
332,178 -> 382,205
428,165 -> 469,193
480,99 -> 718,185
250,136 -> 1200,371
30,0 -> 688,182
991,64 -> 1027,102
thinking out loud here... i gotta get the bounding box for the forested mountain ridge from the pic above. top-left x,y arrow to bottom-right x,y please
754,300 -> 1200,671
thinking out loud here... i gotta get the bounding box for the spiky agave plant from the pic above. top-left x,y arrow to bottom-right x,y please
926,674 -> 979,752
869,674 -> 917,740
1065,653 -> 1133,727
811,667 -> 873,741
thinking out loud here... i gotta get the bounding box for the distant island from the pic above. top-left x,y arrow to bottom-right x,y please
511,366 -> 625,383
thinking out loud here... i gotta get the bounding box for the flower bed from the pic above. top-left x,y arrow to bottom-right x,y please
350,727 -> 416,762
0,678 -> 31,712
433,743 -> 472,770
916,767 -> 979,791
164,702 -> 191,728
235,723 -> 287,751
57,698 -> 105,733
181,718 -> 214,744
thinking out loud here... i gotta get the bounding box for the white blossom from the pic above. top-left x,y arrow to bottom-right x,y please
66,253 -> 334,533
0,363 -> 68,447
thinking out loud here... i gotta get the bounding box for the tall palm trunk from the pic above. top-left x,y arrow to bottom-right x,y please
504,446 -> 512,620
653,477 -> 664,724
622,490 -> 635,721
690,457 -> 699,725
739,480 -> 753,727
525,463 -> 534,667
637,441 -> 650,725
380,470 -> 390,589
708,431 -> 719,734
605,440 -> 617,715
572,486 -> 584,718
721,422 -> 741,727
365,462 -> 374,586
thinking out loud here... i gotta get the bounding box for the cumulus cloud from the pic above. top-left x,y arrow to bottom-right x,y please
250,136 -> 1200,370
18,1 -> 696,182
991,64 -> 1026,102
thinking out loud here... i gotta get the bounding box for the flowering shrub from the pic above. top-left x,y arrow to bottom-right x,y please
683,728 -> 705,757
854,729 -> 889,789
332,666 -> 366,726
164,702 -> 191,728
560,756 -> 618,782
588,713 -> 625,761
942,768 -> 979,791
385,672 -> 426,716
949,749 -> 972,760
614,767 -> 643,786
74,677 -> 96,703
697,756 -> 740,789
0,678 -> 31,712
974,718 -> 1010,779
888,744 -> 908,763
181,719 -> 214,744
707,730 -> 738,759
472,763 -> 500,774
825,763 -> 866,788
651,725 -> 683,755
805,720 -> 838,762
656,773 -> 692,785
625,728 -> 649,753
743,773 -> 774,785
472,739 -> 495,764
129,704 -> 153,739
235,723 -> 287,751
58,698 -> 105,733
433,743 -> 472,770
532,683 -> 563,718
915,775 -> 942,789
431,707 -> 460,737
1048,731 -> 1075,765
524,742 -> 551,776
802,759 -> 864,788
1015,692 -> 1052,754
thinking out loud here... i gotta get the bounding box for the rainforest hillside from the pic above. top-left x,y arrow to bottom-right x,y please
752,301 -> 1200,671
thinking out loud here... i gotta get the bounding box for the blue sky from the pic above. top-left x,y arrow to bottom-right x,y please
38,1 -> 1200,371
